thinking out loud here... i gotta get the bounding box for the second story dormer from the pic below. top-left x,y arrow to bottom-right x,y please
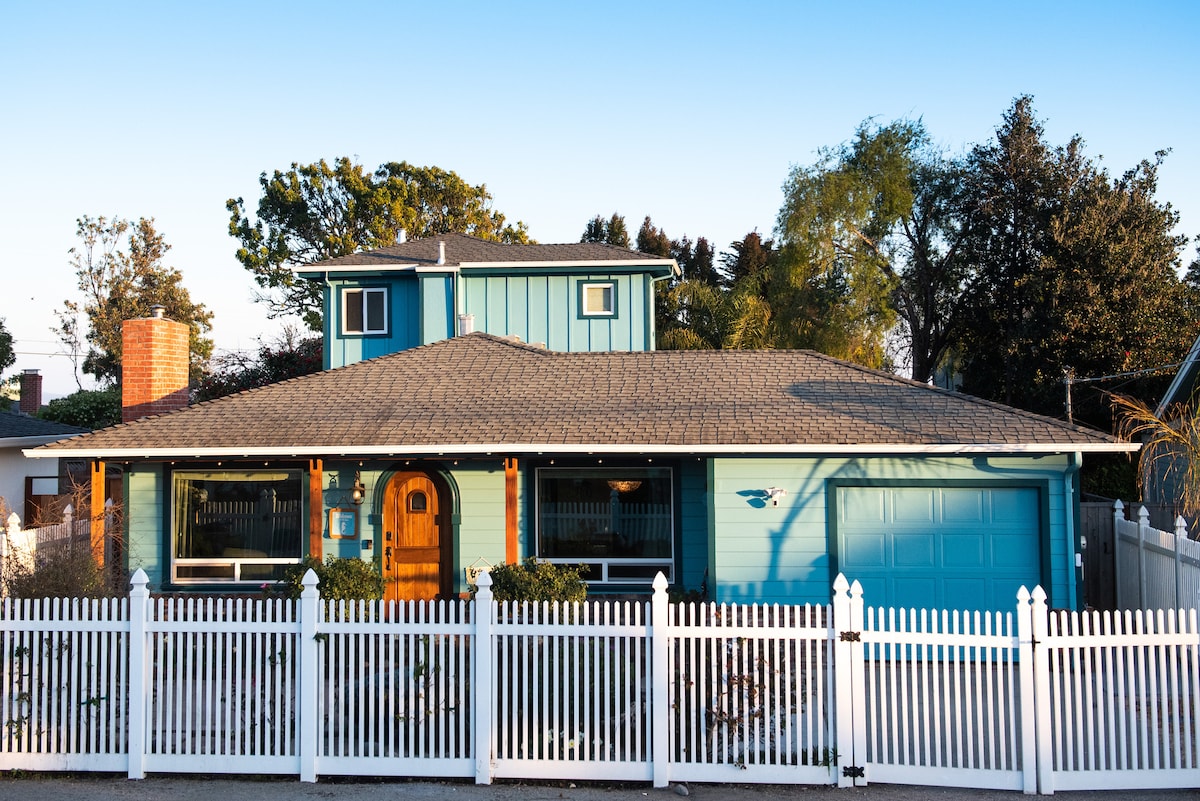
296,234 -> 681,369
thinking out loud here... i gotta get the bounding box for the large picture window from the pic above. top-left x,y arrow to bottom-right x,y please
172,470 -> 303,584
536,467 -> 673,583
342,286 -> 388,335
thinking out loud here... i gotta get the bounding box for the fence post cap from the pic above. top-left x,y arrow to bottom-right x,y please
1114,499 -> 1125,511
1016,585 -> 1031,603
300,568 -> 320,596
129,568 -> 149,588
1031,585 -> 1048,603
1138,505 -> 1151,521
5,512 -> 18,528
475,569 -> 492,588
652,571 -> 669,592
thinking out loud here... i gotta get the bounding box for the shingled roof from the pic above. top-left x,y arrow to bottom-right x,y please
300,233 -> 678,272
0,412 -> 89,443
32,333 -> 1132,459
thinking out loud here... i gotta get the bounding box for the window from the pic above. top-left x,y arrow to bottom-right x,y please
536,467 -> 673,583
580,281 -> 616,317
342,287 -> 388,335
171,469 -> 303,584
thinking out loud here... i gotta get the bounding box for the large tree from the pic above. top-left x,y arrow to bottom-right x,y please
193,327 -> 322,402
580,213 -> 630,248
56,216 -> 213,387
228,158 -> 531,330
955,97 -> 1195,425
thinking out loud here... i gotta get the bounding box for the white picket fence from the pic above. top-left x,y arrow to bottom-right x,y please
0,571 -> 1198,795
1,501 -> 115,579
1115,500 -> 1200,611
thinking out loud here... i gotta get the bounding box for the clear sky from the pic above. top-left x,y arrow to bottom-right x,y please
2,0 -> 1197,399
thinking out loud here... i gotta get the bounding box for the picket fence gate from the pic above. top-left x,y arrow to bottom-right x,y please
1,569 -> 1198,795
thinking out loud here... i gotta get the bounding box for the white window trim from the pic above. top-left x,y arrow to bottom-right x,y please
341,286 -> 389,335
580,281 -> 616,317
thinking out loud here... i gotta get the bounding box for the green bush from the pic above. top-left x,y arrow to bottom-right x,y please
480,558 -> 588,603
277,555 -> 382,600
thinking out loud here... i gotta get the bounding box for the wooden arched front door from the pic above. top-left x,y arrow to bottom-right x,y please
382,472 -> 449,601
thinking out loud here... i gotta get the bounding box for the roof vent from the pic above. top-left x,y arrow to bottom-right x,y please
150,304 -> 166,319
437,241 -> 446,265
396,229 -> 406,244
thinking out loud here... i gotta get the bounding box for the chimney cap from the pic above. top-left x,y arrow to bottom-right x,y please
22,368 -> 39,375
150,305 -> 166,319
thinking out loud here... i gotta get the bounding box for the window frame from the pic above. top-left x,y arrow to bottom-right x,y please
168,467 -> 306,586
578,281 -> 617,318
534,465 -> 674,584
341,286 -> 390,336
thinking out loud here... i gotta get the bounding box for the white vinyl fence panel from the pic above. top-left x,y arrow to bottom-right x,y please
3,568 -> 1200,795
1114,501 -> 1200,612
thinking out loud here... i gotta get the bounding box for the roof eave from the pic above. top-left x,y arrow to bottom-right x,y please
27,441 -> 1139,460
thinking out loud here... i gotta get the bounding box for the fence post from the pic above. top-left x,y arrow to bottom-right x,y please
298,568 -> 319,783
474,570 -> 494,785
104,498 -> 115,566
1015,586 -> 1036,795
650,572 -> 670,789
833,574 -> 866,787
1031,586 -> 1053,795
1113,500 -> 1126,608
6,511 -> 34,578
1,511 -> 16,564
1138,505 -> 1150,610
63,504 -> 73,527
1175,516 -> 1187,610
127,569 -> 149,779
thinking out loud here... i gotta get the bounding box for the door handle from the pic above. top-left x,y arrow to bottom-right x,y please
385,546 -> 392,570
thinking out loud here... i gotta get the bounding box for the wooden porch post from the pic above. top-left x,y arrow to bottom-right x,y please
504,458 -> 518,564
90,460 -> 105,567
309,459 -> 323,560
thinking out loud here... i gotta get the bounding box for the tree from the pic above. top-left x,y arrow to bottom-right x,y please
193,327 -> 323,402
56,216 -> 214,387
1113,394 -> 1200,519
955,97 -> 1196,424
38,387 -> 121,429
0,317 -> 14,376
228,158 -> 531,330
580,213 -> 630,248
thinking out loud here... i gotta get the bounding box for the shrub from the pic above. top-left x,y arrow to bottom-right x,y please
277,555 -> 382,600
481,558 -> 588,603
4,549 -> 126,599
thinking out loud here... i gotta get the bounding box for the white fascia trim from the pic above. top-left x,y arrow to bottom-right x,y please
25,441 -> 1140,460
294,264 -> 421,275
460,259 -> 679,272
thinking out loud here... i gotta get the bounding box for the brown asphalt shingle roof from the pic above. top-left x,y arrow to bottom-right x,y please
304,233 -> 673,270
36,334 -> 1128,457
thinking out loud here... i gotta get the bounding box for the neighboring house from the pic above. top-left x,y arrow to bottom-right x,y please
30,236 -> 1136,612
1,371 -> 89,524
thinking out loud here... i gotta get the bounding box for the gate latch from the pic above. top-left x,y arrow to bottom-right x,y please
839,631 -> 861,642
842,765 -> 865,778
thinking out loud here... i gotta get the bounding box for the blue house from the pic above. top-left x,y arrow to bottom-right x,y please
32,236 -> 1136,612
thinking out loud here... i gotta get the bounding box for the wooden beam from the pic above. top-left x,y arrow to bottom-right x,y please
309,459 -> 323,560
504,458 -> 518,564
90,460 -> 105,567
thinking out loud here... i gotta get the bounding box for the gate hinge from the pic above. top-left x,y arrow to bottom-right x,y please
839,631 -> 861,642
842,765 -> 865,778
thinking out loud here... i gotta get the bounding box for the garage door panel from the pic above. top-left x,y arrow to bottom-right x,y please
893,532 -> 935,567
892,489 -> 935,523
942,489 -> 986,523
942,533 -> 984,567
837,485 -> 1041,613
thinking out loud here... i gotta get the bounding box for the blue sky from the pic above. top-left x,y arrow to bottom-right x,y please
2,0 -> 1197,398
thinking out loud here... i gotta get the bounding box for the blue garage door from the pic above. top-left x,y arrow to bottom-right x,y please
836,486 -> 1041,613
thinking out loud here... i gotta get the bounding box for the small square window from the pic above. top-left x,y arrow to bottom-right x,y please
342,287 -> 388,335
581,282 -> 615,316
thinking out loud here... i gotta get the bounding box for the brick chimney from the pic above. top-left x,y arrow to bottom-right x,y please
18,369 -> 42,415
122,306 -> 190,423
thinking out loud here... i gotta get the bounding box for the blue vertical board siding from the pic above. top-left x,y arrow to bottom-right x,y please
707,455 -> 1076,610
125,465 -> 165,586
462,272 -> 654,352
450,462 -> 507,595
418,274 -> 453,344
325,276 -> 420,368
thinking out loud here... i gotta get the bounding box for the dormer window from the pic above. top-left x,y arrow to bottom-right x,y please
580,281 -> 616,317
342,287 -> 388,335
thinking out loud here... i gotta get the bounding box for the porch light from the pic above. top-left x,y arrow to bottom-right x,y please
350,472 -> 366,505
607,479 -> 642,494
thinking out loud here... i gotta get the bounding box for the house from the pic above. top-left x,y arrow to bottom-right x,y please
29,236 -> 1137,612
1,370 -> 89,524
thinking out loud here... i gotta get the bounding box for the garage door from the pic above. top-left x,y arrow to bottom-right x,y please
836,486 -> 1041,613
